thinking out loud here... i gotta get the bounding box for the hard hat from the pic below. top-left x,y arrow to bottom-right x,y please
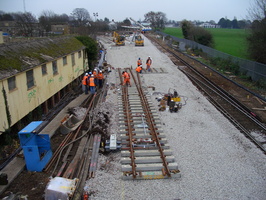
89,72 -> 92,75
85,73 -> 88,76
140,65 -> 142,67
94,69 -> 97,71
100,70 -> 102,73
91,74 -> 94,77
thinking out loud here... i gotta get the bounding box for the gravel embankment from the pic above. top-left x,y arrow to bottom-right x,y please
84,35 -> 266,200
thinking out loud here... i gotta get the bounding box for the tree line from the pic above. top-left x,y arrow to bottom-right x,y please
217,18 -> 251,29
0,8 -> 112,37
0,9 -> 169,37
1,0 -> 265,64
180,0 -> 266,64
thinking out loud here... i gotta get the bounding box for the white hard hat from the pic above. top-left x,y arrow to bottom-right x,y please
91,74 -> 94,77
85,73 -> 88,76
100,70 -> 102,73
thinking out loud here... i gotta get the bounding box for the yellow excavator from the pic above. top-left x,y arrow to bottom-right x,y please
113,31 -> 125,46
134,34 -> 144,46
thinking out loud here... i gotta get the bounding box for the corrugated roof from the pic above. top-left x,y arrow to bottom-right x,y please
0,36 -> 85,80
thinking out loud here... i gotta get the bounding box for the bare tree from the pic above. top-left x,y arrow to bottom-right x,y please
39,10 -> 69,33
39,10 -> 56,32
144,11 -> 167,30
248,0 -> 266,21
247,0 -> 266,64
13,12 -> 37,37
71,8 -> 91,26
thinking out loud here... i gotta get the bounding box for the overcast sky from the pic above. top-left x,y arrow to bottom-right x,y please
0,0 -> 253,23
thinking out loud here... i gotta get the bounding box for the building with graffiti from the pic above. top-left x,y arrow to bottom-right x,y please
0,36 -> 87,133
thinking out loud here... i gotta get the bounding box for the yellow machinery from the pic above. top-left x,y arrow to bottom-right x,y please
135,35 -> 144,46
113,31 -> 125,46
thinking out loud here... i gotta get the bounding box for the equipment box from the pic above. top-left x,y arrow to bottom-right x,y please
18,121 -> 52,172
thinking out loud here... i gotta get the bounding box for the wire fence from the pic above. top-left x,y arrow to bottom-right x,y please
156,31 -> 266,82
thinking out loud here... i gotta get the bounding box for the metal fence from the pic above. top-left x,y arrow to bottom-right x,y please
156,31 -> 266,82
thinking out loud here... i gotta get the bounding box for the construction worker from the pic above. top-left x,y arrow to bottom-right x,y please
82,73 -> 89,94
136,65 -> 142,73
89,74 -> 97,94
122,71 -> 131,87
97,70 -> 104,88
137,58 -> 142,67
146,56 -> 152,72
87,72 -> 92,90
93,69 -> 98,85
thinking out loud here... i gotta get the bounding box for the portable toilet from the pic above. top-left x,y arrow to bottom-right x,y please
18,121 -> 52,172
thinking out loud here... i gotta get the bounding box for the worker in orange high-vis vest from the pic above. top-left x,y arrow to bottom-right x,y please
136,65 -> 142,73
137,58 -> 142,67
89,74 -> 97,94
93,69 -> 98,86
82,73 -> 89,94
97,70 -> 104,88
146,56 -> 152,72
122,71 -> 131,86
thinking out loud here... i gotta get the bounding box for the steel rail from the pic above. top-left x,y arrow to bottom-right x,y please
118,68 -> 137,178
150,36 -> 265,124
88,133 -> 101,178
0,147 -> 22,171
71,134 -> 94,200
148,36 -> 266,153
147,35 -> 266,102
43,131 -> 74,172
184,67 -> 266,130
172,50 -> 266,132
129,69 -> 171,177
180,69 -> 266,153
175,60 -> 266,130
51,94 -> 97,176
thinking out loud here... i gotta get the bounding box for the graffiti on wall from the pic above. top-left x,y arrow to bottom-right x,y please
48,78 -> 54,84
75,67 -> 80,73
28,89 -> 36,102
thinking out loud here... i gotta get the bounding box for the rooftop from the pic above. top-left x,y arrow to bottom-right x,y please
0,36 -> 85,80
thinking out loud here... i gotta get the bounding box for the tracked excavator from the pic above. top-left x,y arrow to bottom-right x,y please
113,31 -> 125,46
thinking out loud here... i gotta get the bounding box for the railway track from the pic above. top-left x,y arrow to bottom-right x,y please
147,35 -> 266,153
117,68 -> 181,180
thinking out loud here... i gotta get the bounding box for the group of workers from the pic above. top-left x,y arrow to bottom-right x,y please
83,56 -> 152,91
82,69 -> 105,95
135,56 -> 152,74
122,56 -> 153,87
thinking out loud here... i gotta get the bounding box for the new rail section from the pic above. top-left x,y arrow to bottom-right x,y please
118,68 -> 181,180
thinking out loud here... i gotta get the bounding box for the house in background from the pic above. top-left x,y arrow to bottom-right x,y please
199,22 -> 221,28
51,24 -> 70,35
0,36 -> 88,133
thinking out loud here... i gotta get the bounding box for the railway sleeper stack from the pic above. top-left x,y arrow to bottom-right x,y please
118,85 -> 181,180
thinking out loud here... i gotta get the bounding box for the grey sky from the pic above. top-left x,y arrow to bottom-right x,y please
0,0 -> 252,23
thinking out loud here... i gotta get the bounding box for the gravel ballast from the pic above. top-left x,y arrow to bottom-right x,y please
84,35 -> 266,200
